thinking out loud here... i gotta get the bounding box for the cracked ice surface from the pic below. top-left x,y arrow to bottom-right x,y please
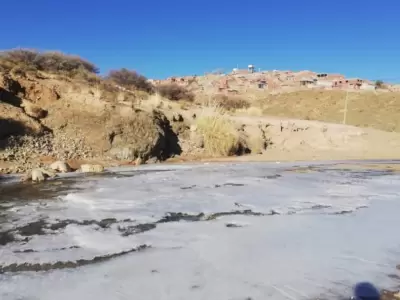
1,162 -> 400,300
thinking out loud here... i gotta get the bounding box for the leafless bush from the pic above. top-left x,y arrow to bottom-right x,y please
0,49 -> 99,78
157,83 -> 194,101
106,68 -> 154,93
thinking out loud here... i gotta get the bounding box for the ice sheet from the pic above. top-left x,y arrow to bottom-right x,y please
1,162 -> 400,300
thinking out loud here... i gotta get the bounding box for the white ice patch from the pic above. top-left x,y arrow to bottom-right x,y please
1,162 -> 400,300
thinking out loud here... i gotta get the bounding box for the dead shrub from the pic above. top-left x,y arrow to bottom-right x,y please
157,83 -> 194,101
196,114 -> 240,156
106,68 -> 154,93
35,51 -> 98,74
0,48 -> 99,79
213,94 -> 250,111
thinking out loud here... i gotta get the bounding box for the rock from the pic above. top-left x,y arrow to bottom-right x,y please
172,113 -> 184,122
190,131 -> 204,148
80,164 -> 104,173
135,157 -> 143,166
31,169 -> 46,182
21,100 -> 48,119
146,157 -> 159,164
107,110 -> 181,161
171,122 -> 189,137
23,168 -> 57,182
50,161 -> 71,173
108,147 -> 136,161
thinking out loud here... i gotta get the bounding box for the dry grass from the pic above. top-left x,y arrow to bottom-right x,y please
195,102 -> 241,156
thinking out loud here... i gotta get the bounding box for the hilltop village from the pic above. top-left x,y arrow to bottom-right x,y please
151,66 -> 399,95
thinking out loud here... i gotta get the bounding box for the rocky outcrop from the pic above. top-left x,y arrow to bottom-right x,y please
0,102 -> 44,140
20,100 -> 47,119
1,72 -> 183,174
0,74 -> 25,107
107,110 -> 181,161
22,81 -> 60,106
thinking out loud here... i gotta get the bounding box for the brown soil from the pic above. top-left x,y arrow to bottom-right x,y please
2,70 -> 400,176
258,90 -> 400,132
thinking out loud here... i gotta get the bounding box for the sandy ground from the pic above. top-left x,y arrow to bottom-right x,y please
165,110 -> 400,164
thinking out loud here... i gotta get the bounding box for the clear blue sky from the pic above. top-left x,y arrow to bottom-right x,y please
1,0 -> 399,81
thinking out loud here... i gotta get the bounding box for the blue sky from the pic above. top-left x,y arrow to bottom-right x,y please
1,0 -> 399,81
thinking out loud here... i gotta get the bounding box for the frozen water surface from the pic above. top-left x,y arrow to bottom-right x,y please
1,161 -> 400,300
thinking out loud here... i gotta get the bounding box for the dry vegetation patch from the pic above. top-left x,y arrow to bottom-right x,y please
157,83 -> 194,102
105,68 -> 154,93
0,49 -> 99,81
195,104 -> 241,156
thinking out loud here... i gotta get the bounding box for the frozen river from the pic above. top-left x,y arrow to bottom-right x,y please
1,161 -> 400,300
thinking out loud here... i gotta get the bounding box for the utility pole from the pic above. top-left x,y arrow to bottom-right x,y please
343,90 -> 349,125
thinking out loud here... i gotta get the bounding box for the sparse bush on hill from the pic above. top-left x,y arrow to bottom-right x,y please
106,68 -> 154,93
213,94 -> 250,111
0,49 -> 99,79
157,83 -> 194,101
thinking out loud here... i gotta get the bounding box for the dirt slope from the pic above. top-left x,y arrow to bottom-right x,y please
257,90 -> 400,132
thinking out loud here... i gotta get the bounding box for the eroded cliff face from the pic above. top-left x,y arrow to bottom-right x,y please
0,72 -> 181,173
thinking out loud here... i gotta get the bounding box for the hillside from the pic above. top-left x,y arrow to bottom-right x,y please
259,90 -> 400,132
155,71 -> 400,133
1,49 -> 400,176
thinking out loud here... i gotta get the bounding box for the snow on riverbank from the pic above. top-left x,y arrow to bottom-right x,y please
1,162 -> 400,300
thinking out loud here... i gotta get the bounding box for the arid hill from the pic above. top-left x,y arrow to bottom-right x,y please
1,49 -> 400,175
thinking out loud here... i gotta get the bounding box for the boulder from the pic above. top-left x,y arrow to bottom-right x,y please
172,113 -> 184,122
80,164 -> 104,173
107,110 -> 181,161
22,168 -> 57,182
50,161 -> 71,173
108,147 -> 136,160
21,100 -> 48,119
31,169 -> 46,182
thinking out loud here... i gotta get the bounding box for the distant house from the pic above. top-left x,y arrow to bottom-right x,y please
347,79 -> 363,89
360,82 -> 376,91
333,78 -> 364,90
315,80 -> 334,88
298,77 -> 316,87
